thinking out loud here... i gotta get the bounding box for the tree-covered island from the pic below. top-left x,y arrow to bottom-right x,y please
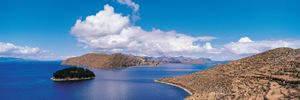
51,67 -> 95,81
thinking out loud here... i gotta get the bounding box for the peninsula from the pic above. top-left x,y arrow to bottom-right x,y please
62,53 -> 159,69
62,53 -> 214,69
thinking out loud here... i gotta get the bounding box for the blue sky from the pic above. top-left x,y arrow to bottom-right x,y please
0,0 -> 300,60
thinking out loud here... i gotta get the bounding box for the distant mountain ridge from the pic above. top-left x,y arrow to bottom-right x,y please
0,57 -> 31,62
62,53 -> 214,69
159,47 -> 300,99
145,56 -> 212,64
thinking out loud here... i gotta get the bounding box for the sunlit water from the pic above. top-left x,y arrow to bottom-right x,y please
0,61 -> 210,100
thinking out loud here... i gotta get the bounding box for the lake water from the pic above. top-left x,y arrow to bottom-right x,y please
0,61 -> 210,100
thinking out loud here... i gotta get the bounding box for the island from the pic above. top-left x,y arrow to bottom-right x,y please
51,67 -> 95,81
159,47 -> 300,99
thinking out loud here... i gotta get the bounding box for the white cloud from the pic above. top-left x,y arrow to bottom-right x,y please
71,5 -> 130,46
203,42 -> 213,50
238,37 -> 253,43
116,0 -> 140,21
0,42 -> 48,59
71,4 -> 218,57
225,37 -> 300,55
117,0 -> 139,12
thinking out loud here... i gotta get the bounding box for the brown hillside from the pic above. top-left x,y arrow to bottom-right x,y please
159,47 -> 300,99
62,53 -> 159,69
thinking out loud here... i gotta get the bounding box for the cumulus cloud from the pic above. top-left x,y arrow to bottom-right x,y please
71,4 -> 218,57
238,37 -> 253,43
71,5 -> 130,45
0,42 -> 48,59
225,37 -> 300,55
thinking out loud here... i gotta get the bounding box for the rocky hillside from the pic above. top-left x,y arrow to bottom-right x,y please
62,53 -> 159,69
159,47 -> 300,99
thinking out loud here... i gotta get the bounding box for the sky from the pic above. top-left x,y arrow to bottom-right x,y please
0,0 -> 300,60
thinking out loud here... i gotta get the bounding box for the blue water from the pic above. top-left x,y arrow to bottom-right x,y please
0,62 -> 209,100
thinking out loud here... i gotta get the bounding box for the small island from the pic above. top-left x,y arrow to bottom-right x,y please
51,67 -> 95,81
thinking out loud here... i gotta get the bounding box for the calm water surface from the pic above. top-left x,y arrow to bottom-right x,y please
0,62 -> 210,100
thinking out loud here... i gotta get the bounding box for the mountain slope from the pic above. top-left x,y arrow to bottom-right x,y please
62,53 -> 159,69
159,47 -> 300,99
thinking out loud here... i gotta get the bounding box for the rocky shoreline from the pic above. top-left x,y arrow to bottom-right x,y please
154,80 -> 193,95
51,77 -> 95,82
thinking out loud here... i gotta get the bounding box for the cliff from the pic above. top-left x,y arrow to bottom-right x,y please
159,47 -> 300,99
62,53 -> 159,69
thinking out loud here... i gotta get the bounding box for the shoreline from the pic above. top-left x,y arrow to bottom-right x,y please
154,80 -> 193,95
51,77 -> 95,82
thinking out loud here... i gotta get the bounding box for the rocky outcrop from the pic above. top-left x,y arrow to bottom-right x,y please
159,47 -> 300,99
62,53 -> 159,69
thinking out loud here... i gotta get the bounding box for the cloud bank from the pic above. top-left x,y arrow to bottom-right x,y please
71,4 -> 218,57
71,3 -> 300,60
0,42 -> 49,59
225,37 -> 300,55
